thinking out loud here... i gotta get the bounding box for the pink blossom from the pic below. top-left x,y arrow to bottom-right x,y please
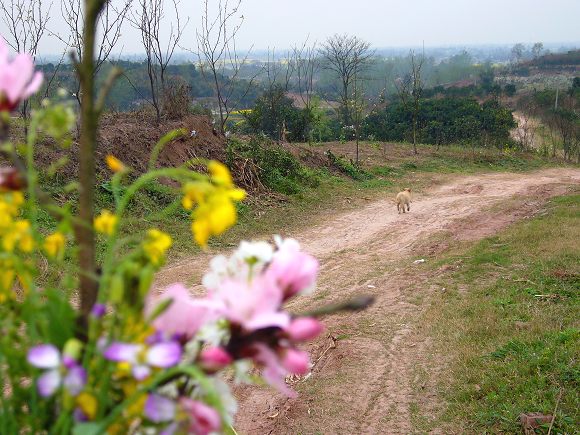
282,348 -> 310,375
212,275 -> 290,331
267,237 -> 319,300
252,344 -> 296,397
180,398 -> 222,435
0,38 -> 43,112
286,317 -> 324,342
199,347 -> 233,373
147,284 -> 222,338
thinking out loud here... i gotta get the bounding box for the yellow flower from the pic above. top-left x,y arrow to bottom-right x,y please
76,392 -> 98,420
182,161 -> 246,248
142,229 -> 172,266
182,181 -> 209,211
191,194 -> 239,247
0,192 -> 23,228
208,160 -> 234,186
106,155 -> 126,173
1,220 -> 34,253
0,260 -> 15,293
44,232 -> 66,259
94,210 -> 118,235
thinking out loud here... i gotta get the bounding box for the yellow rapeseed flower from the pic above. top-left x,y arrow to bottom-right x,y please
208,160 -> 234,186
44,232 -> 66,259
0,259 -> 15,293
182,161 -> 246,248
94,210 -> 118,235
142,229 -> 172,266
106,155 -> 126,173
191,194 -> 239,247
76,392 -> 98,420
2,220 -> 34,253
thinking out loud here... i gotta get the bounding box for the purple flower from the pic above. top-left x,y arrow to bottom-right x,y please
27,344 -> 86,397
103,341 -> 182,380
143,395 -> 222,435
145,394 -> 177,423
91,303 -> 106,318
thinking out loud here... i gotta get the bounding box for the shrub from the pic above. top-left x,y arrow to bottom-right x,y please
226,136 -> 320,194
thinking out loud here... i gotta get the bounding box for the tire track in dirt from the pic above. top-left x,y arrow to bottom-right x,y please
155,168 -> 579,434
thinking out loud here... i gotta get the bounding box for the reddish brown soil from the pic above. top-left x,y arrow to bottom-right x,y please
32,112 -> 227,180
154,168 -> 580,434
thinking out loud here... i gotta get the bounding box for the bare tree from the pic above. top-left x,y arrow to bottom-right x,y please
320,34 -> 372,127
130,0 -> 188,122
292,40 -> 319,142
532,42 -> 544,59
60,0 -> 132,104
395,50 -> 424,155
511,43 -> 525,64
0,0 -> 51,120
196,0 -> 257,134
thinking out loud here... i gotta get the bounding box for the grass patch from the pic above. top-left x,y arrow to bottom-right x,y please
424,193 -> 580,433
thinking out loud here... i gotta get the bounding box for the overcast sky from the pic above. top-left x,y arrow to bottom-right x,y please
3,0 -> 580,56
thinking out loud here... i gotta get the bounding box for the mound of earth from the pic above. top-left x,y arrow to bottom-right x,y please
97,112 -> 226,174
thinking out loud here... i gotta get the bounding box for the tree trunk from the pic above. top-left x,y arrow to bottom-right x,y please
75,0 -> 102,321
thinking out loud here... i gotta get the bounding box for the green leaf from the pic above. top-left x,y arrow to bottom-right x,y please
72,422 -> 102,435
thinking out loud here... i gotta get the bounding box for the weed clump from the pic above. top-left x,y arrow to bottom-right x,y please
226,136 -> 320,195
325,150 -> 372,181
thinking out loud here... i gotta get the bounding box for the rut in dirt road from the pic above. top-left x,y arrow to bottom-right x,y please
228,168 -> 580,435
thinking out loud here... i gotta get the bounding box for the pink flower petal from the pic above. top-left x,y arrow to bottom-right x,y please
282,349 -> 310,375
149,284 -> 222,338
27,344 -> 60,369
37,369 -> 61,397
286,317 -> 324,342
267,238 -> 319,299
244,311 -> 291,331
199,347 -> 233,372
253,344 -> 296,397
146,342 -> 182,368
180,399 -> 222,435
22,71 -> 43,99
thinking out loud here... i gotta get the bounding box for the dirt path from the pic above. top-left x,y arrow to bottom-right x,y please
156,168 -> 580,434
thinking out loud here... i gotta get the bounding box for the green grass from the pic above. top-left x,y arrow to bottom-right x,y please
424,194 -> 580,433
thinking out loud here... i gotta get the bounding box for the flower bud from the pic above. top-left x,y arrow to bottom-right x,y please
199,347 -> 232,373
282,349 -> 309,375
286,317 -> 324,342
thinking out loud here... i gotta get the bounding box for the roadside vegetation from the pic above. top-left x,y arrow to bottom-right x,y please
423,193 -> 579,433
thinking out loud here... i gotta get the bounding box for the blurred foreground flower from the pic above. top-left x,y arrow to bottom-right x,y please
182,161 -> 246,247
103,340 -> 182,380
143,229 -> 172,266
0,38 -> 43,112
94,209 -> 118,235
144,394 -> 222,435
105,154 -> 126,173
27,342 -> 86,397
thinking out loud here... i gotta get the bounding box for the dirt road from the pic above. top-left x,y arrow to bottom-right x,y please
156,168 -> 580,434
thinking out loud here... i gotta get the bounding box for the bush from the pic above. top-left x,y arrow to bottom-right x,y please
325,150 -> 372,181
226,136 -> 320,194
363,97 -> 516,148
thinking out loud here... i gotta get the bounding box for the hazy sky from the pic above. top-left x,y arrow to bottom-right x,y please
3,0 -> 580,56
